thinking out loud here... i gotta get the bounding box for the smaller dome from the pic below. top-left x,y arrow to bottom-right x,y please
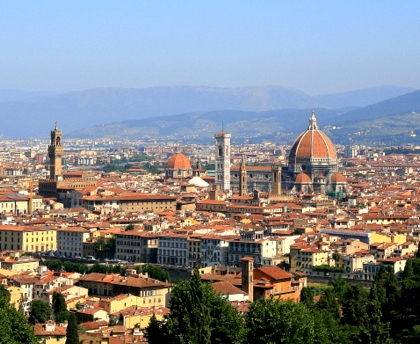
331,172 -> 346,183
166,154 -> 191,169
188,176 -> 209,187
315,173 -> 326,179
295,172 -> 312,183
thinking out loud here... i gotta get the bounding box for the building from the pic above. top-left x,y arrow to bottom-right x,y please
157,233 -> 189,266
39,124 -> 97,205
283,111 -> 346,194
77,272 -> 171,303
215,130 -> 231,191
115,231 -> 158,263
56,227 -> 91,258
165,153 -> 193,179
80,193 -> 177,213
34,321 -> 67,344
0,225 -> 57,252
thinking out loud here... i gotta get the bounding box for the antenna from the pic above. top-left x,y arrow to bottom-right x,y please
222,122 -> 224,132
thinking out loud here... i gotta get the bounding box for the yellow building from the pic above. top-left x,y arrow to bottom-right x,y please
0,194 -> 44,215
100,293 -> 167,315
124,306 -> 169,330
0,256 -> 39,271
0,225 -> 57,252
34,321 -> 67,344
80,193 -> 177,213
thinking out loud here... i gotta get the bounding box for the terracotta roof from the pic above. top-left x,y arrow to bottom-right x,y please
289,115 -> 337,160
295,172 -> 311,183
166,154 -> 191,169
256,266 -> 294,280
212,281 -> 247,295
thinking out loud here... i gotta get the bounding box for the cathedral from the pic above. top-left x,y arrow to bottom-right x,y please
215,111 -> 346,196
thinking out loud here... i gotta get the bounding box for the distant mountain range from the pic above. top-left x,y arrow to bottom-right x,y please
0,85 -> 418,144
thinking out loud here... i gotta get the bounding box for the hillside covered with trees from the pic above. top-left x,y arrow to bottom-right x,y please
146,258 -> 420,344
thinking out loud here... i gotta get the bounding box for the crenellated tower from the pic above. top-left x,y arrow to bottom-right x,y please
48,123 -> 63,180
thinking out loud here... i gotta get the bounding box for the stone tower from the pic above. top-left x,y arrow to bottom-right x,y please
271,166 -> 282,195
48,123 -> 63,180
214,130 -> 231,191
239,155 -> 248,196
241,257 -> 254,302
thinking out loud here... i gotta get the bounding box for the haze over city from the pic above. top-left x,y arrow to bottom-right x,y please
1,1 -> 420,95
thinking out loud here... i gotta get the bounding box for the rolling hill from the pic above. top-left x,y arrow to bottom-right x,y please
0,85 -> 415,139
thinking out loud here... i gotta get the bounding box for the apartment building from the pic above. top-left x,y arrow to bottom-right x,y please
115,231 -> 158,263
0,225 -> 57,252
56,227 -> 91,257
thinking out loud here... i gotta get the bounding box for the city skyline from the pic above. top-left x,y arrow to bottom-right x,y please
1,1 -> 420,95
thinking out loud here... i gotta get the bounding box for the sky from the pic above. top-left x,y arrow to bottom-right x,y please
1,1 -> 420,95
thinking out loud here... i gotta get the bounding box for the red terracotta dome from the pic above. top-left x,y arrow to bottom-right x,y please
166,154 -> 191,169
295,172 -> 312,183
331,172 -> 346,183
289,112 -> 337,161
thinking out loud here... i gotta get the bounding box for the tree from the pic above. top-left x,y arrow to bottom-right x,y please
300,287 -> 315,308
135,264 -> 170,282
145,314 -> 166,344
147,268 -> 245,344
65,312 -> 79,344
341,284 -> 369,327
330,274 -> 350,302
0,285 -> 39,344
246,298 -> 316,344
94,236 -> 116,258
360,285 -> 390,344
163,269 -> 213,343
403,259 -> 414,281
317,288 -> 340,319
52,292 -> 68,323
125,224 -> 135,231
29,299 -> 53,324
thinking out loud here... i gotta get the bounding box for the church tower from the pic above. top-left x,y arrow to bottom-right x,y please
271,166 -> 282,195
239,155 -> 248,196
214,130 -> 231,191
241,257 -> 254,302
48,123 -> 63,180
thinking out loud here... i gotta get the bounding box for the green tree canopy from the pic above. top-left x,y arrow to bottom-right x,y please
52,292 -> 68,323
29,299 -> 53,324
246,298 -> 316,344
147,269 -> 245,344
0,286 -> 39,344
65,312 -> 79,344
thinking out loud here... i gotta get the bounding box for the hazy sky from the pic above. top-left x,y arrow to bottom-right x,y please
1,1 -> 419,95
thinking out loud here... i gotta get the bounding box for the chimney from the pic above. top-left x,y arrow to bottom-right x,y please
241,257 -> 254,302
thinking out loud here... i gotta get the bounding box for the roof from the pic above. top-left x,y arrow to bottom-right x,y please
331,172 -> 346,183
166,153 -> 191,169
256,266 -> 294,280
212,281 -> 247,295
289,112 -> 337,161
295,172 -> 312,183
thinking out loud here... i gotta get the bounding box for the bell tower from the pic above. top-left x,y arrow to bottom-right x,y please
271,166 -> 282,195
48,123 -> 63,180
214,129 -> 231,191
239,155 -> 248,196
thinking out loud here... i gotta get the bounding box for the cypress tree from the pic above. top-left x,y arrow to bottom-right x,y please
65,312 -> 79,344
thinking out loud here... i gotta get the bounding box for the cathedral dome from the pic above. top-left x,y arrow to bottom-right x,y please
289,112 -> 337,162
331,172 -> 346,183
295,172 -> 312,183
166,154 -> 192,169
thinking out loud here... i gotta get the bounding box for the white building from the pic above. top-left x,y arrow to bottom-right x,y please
157,234 -> 189,266
57,227 -> 91,258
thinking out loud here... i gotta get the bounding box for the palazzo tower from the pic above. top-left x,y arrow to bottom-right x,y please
48,123 -> 63,180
